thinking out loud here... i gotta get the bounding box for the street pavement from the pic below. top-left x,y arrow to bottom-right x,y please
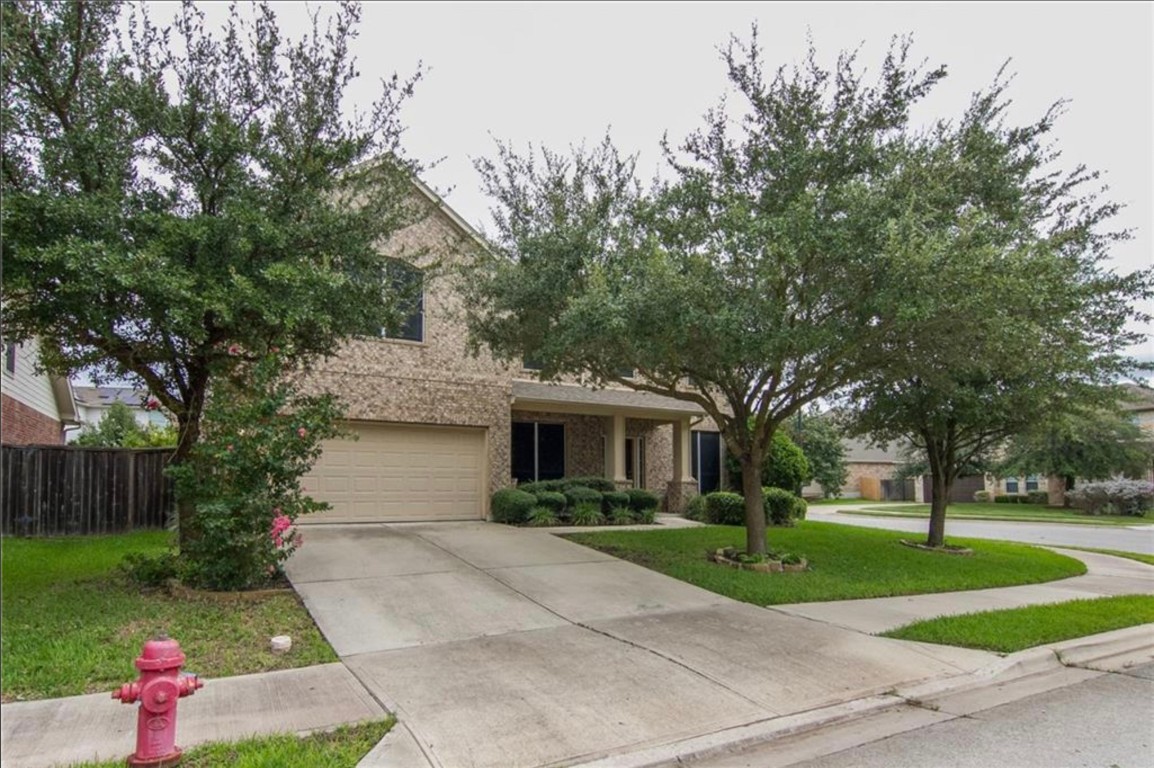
788,662 -> 1154,768
808,506 -> 1154,554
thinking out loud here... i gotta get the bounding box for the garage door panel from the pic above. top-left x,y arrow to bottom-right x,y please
301,423 -> 485,523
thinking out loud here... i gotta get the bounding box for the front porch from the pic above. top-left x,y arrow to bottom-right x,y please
510,380 -> 707,512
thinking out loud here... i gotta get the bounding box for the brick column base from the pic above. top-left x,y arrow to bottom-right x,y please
664,479 -> 699,515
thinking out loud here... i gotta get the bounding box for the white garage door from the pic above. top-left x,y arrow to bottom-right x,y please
300,422 -> 486,523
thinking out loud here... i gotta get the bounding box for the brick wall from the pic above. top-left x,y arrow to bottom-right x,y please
1,393 -> 64,445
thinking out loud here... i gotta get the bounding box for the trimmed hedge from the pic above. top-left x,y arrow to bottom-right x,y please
1026,490 -> 1049,505
973,490 -> 991,503
491,488 -> 536,525
685,493 -> 707,522
626,488 -> 660,512
534,491 -> 568,513
565,476 -> 618,493
762,487 -> 807,527
704,492 -> 745,525
603,491 -> 630,514
565,486 -> 603,508
995,494 -> 1028,504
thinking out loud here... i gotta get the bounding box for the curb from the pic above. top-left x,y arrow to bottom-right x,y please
566,623 -> 1154,768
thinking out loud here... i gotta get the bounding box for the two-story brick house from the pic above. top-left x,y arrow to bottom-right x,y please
0,338 -> 80,445
299,180 -> 726,524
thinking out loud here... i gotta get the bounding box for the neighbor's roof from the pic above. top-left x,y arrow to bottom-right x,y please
1121,383 -> 1154,411
73,386 -> 149,409
843,437 -> 907,464
511,380 -> 706,418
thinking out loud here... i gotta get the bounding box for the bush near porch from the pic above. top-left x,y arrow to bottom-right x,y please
492,478 -> 660,527
685,489 -> 807,527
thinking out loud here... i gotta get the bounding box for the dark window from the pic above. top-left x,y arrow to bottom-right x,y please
692,431 -> 722,494
511,421 -> 565,482
522,356 -> 543,371
1005,477 -> 1019,494
384,260 -> 424,342
615,367 -> 635,379
3,343 -> 15,374
625,437 -> 636,482
1025,475 -> 1039,492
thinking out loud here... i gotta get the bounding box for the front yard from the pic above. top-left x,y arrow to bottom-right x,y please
565,521 -> 1086,605
1,532 -> 337,701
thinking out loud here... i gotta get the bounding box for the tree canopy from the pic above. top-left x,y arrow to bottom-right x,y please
844,76 -> 1152,546
465,30 -> 947,554
74,400 -> 176,447
1,0 -> 424,541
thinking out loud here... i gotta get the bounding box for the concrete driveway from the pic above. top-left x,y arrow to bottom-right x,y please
286,522 -> 991,768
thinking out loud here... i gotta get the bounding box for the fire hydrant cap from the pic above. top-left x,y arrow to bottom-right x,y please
135,637 -> 186,671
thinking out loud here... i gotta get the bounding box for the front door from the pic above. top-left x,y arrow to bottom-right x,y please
692,430 -> 722,494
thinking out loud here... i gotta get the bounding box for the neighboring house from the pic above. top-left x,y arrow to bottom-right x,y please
807,438 -> 926,502
298,179 -> 718,524
0,338 -> 80,444
1120,382 -> 1154,483
70,386 -> 172,440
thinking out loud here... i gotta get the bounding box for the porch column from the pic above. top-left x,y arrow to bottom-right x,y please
605,414 -> 628,484
672,417 -> 693,482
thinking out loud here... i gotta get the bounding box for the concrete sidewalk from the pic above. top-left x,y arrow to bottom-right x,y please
773,547 -> 1154,633
2,527 -> 1151,768
0,663 -> 386,768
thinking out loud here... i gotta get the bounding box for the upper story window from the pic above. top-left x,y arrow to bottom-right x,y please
383,260 -> 424,343
4,342 -> 16,375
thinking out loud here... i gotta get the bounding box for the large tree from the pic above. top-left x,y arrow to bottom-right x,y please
846,78 -> 1152,547
465,31 -> 946,555
2,0 -> 423,542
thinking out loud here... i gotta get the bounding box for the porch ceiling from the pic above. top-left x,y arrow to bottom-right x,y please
511,380 -> 706,421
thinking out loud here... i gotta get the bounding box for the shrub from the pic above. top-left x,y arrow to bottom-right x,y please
994,494 -> 1027,504
609,506 -> 635,525
635,507 -> 656,524
563,476 -> 617,493
705,492 -> 746,525
570,502 -> 606,526
121,551 -> 180,587
626,488 -> 660,513
519,479 -> 566,494
685,493 -> 708,522
973,490 -> 991,503
1067,481 -> 1154,517
565,486 -> 603,508
762,487 -> 807,526
534,491 -> 567,513
727,430 -> 812,492
492,488 -> 537,525
602,490 -> 631,513
1026,490 -> 1049,505
526,506 -> 559,527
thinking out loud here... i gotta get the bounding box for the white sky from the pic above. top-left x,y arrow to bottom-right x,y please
165,2 -> 1154,362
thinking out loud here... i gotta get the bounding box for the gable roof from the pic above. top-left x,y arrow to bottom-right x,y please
73,385 -> 150,409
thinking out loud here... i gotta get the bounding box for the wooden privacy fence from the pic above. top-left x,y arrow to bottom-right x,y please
1,445 -> 175,536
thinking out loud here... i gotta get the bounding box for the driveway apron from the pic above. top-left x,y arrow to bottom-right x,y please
286,522 -> 989,768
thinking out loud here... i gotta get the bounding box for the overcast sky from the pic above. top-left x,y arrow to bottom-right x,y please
181,1 -> 1153,362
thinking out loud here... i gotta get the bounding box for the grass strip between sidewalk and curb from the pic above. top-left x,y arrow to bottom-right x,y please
564,521 -> 1086,605
2,532 -> 337,702
881,595 -> 1154,653
1055,547 -> 1154,567
69,717 -> 395,767
843,503 -> 1153,526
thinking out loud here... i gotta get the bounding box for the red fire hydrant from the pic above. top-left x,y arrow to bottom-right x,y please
112,635 -> 203,767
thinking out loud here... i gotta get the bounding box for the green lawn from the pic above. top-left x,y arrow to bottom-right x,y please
882,595 -> 1154,653
71,718 -> 394,767
846,503 -> 1152,526
564,521 -> 1085,605
2,532 -> 337,701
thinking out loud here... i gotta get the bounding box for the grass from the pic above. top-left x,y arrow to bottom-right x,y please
882,595 -> 1154,653
1057,547 -> 1154,567
845,502 -> 1153,526
564,521 -> 1086,605
806,498 -> 891,506
2,532 -> 337,702
71,718 -> 394,767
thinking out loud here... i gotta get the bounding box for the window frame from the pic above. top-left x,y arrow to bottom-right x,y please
382,260 -> 425,344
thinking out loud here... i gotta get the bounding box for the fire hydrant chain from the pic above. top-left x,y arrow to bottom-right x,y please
112,635 -> 203,768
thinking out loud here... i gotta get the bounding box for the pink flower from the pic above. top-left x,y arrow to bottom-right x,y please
297,427 -> 308,439
144,397 -> 160,411
226,444 -> 234,452
228,344 -> 241,356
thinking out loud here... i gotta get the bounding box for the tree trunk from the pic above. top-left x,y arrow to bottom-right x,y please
927,468 -> 951,548
741,447 -> 767,556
